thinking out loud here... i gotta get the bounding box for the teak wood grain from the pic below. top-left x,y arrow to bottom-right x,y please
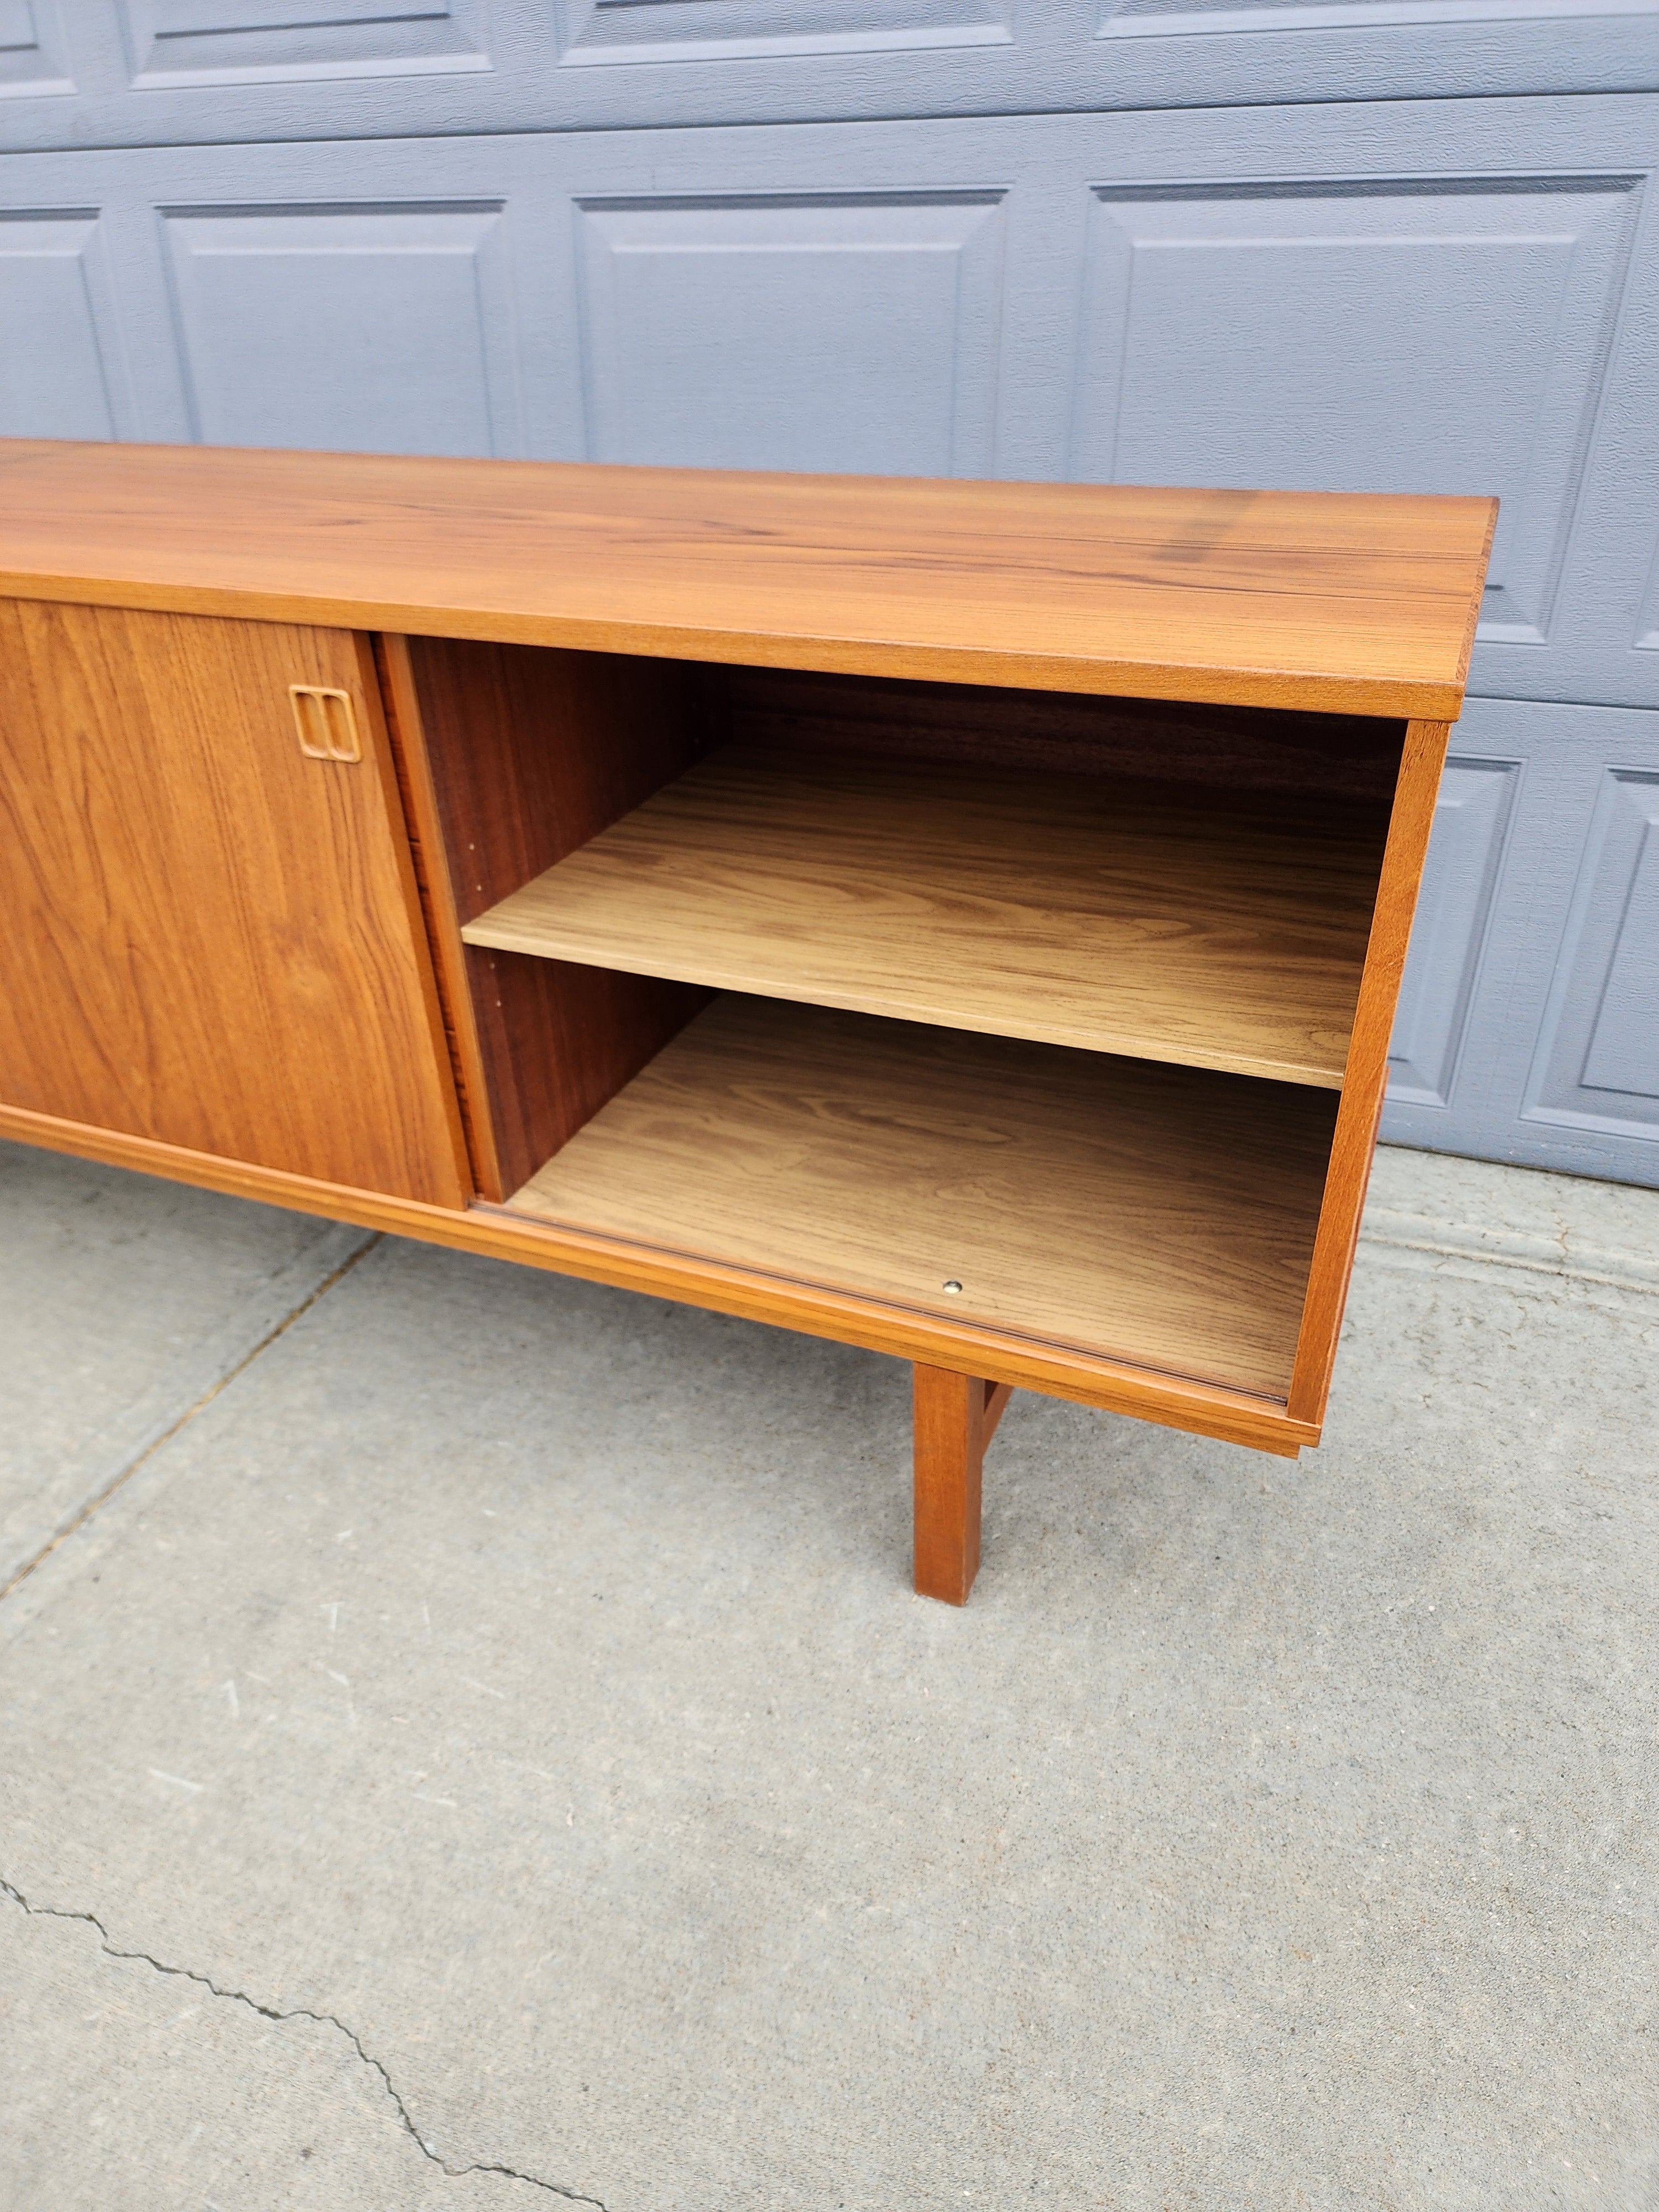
384,635 -> 709,1198
0,441 -> 1496,719
1288,717 -> 1453,1426
508,994 -> 1338,1399
463,744 -> 1388,1088
374,633 -> 499,1195
913,1369 -> 1014,1605
0,599 -> 468,1204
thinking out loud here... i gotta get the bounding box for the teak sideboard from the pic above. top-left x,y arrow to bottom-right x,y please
0,442 -> 1496,1604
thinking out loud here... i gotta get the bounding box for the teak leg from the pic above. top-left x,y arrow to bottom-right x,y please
912,1365 -> 1014,1604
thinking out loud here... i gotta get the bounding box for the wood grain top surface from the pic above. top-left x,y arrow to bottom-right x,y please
463,745 -> 1387,1087
510,994 -> 1336,1396
0,441 -> 1495,717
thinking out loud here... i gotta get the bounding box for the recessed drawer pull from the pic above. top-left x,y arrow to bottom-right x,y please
289,683 -> 361,763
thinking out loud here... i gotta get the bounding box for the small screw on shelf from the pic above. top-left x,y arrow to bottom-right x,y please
942,1280 -> 963,1294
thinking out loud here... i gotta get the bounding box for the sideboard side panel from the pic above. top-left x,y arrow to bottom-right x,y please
1288,716 -> 1453,1425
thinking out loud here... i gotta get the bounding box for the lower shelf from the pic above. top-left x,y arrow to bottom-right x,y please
507,995 -> 1337,1399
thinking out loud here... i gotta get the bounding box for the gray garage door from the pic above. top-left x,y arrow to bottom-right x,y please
4,8 -> 1657,1186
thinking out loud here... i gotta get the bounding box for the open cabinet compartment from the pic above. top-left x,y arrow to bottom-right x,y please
384,633 -> 1409,1415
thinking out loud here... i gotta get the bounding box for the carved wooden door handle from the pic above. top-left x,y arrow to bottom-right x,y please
289,684 -> 361,763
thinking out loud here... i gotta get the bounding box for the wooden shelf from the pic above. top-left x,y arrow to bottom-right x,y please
507,995 -> 1338,1399
461,744 -> 1387,1088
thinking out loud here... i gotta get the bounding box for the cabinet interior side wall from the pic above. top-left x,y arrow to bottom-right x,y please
392,636 -> 714,1199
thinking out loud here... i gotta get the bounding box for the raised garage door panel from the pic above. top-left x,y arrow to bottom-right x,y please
1068,180 -> 1639,645
0,1 -> 72,98
1381,696 -> 1659,1186
1385,757 -> 1519,1110
161,204 -> 522,457
0,600 -> 469,1204
1526,770 -> 1659,1136
573,192 -> 1006,476
0,213 -> 130,442
121,0 -> 491,83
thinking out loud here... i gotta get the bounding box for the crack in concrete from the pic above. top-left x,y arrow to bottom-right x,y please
0,1875 -> 605,2208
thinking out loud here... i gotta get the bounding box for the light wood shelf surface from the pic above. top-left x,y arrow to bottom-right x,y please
0,441 -> 1494,718
509,995 -> 1338,1399
462,745 -> 1387,1088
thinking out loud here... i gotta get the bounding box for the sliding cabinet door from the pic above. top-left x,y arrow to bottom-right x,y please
0,600 -> 468,1205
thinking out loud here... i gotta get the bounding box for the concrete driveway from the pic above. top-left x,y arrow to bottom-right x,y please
2,1136 -> 1655,2210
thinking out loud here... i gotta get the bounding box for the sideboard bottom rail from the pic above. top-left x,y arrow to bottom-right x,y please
0,1100 -> 1320,1598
